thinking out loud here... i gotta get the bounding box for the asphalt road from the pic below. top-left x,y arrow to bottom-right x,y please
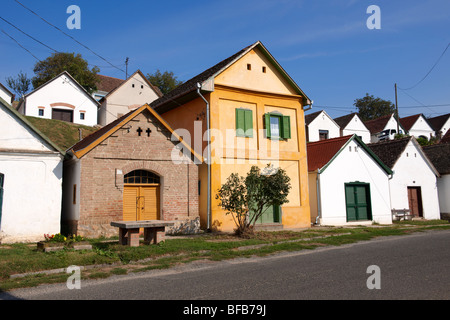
1,229 -> 449,302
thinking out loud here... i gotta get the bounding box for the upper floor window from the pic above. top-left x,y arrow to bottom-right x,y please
264,113 -> 291,140
319,130 -> 329,140
235,108 -> 253,138
124,170 -> 160,184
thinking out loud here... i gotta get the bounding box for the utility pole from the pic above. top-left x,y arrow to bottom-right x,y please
125,57 -> 129,79
395,83 -> 399,134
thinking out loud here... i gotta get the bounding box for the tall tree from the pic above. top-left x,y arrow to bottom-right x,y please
5,71 -> 31,98
354,93 -> 396,121
146,69 -> 183,95
32,52 -> 100,94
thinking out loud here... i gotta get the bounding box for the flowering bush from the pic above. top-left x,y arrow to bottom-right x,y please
43,233 -> 67,243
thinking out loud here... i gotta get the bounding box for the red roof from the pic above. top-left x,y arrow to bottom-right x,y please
307,135 -> 352,172
96,74 -> 125,92
441,130 -> 450,144
399,114 -> 421,131
363,114 -> 392,134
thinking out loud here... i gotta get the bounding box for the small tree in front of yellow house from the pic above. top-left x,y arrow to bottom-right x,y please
216,165 -> 291,236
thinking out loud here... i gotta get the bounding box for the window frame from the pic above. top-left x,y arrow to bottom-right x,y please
264,113 -> 291,140
235,108 -> 254,138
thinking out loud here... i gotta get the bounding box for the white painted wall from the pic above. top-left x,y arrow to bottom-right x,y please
370,115 -> 404,143
307,111 -> 340,142
0,84 -> 13,104
341,114 -> 371,144
62,158 -> 81,224
408,116 -> 435,139
0,104 -> 63,243
317,139 -> 392,226
24,73 -> 99,126
437,174 -> 450,216
389,140 -> 440,219
98,73 -> 160,126
438,117 -> 450,137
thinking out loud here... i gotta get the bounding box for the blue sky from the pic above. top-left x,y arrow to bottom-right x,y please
1,0 -> 449,119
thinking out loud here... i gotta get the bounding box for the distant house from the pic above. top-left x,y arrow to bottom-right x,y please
364,113 -> 406,143
97,70 -> 163,126
0,82 -> 14,104
93,74 -> 125,102
17,71 -> 100,126
427,113 -> 450,140
400,114 -> 435,140
305,110 -> 340,142
368,137 -> 440,220
423,143 -> 450,220
307,135 -> 393,226
333,113 -> 371,144
0,97 -> 65,243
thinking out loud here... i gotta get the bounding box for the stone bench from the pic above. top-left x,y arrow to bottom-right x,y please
110,221 -> 174,247
392,209 -> 412,221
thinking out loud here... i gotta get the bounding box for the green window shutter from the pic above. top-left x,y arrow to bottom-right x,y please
282,116 -> 291,139
244,110 -> 253,137
236,109 -> 245,137
264,114 -> 271,138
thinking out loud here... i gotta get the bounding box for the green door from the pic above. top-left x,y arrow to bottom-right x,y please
256,204 -> 281,224
0,174 -> 4,226
345,183 -> 372,221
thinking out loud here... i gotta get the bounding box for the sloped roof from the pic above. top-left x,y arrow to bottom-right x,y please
304,110 -> 322,125
307,135 -> 391,174
367,137 -> 411,169
399,114 -> 433,132
151,41 -> 312,114
0,82 -> 14,102
423,143 -> 450,175
69,104 -> 202,163
0,97 -> 66,157
96,74 -> 125,93
363,114 -> 393,134
427,113 -> 450,132
441,129 -> 450,144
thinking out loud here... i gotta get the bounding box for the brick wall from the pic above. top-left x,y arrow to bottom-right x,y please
76,109 -> 199,238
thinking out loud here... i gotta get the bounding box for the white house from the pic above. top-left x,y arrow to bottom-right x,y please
92,74 -> 126,102
427,113 -> 450,140
17,71 -> 100,126
364,113 -> 406,143
97,70 -> 162,126
423,143 -> 450,220
307,135 -> 393,226
368,137 -> 440,220
333,113 -> 371,144
305,110 -> 340,142
0,82 -> 14,104
0,97 -> 65,243
400,114 -> 435,140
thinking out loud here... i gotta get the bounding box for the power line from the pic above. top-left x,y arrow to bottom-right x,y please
398,42 -> 450,91
1,29 -> 41,62
14,0 -> 126,74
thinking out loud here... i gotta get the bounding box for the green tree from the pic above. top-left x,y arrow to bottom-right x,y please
354,93 -> 396,121
5,71 -> 31,98
216,165 -> 291,236
32,52 -> 100,94
146,69 -> 183,95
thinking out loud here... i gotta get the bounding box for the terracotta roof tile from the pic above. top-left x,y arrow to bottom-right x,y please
427,113 -> 450,132
423,143 -> 450,174
399,114 -> 421,132
367,137 -> 411,169
96,74 -> 125,93
307,135 -> 352,171
363,114 -> 393,134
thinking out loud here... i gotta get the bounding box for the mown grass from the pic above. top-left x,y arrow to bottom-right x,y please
0,220 -> 448,291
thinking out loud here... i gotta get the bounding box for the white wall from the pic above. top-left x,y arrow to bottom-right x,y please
25,73 -> 98,126
370,115 -> 403,143
389,140 -> 440,219
98,73 -> 160,126
437,174 -> 450,216
308,111 -> 340,142
62,158 -> 81,223
342,115 -> 371,144
318,139 -> 392,226
0,85 -> 13,104
408,116 -> 434,139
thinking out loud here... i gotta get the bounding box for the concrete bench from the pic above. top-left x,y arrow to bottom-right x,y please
392,209 -> 412,221
110,221 -> 174,247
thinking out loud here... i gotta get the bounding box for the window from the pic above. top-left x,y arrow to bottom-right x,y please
235,109 -> 253,137
319,130 -> 329,141
124,170 -> 160,184
247,64 -> 252,70
264,113 -> 291,140
262,66 -> 267,73
38,109 -> 44,117
80,112 -> 85,120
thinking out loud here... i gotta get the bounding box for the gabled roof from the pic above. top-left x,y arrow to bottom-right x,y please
24,71 -> 100,107
69,104 -> 202,163
307,134 -> 391,174
99,70 -> 163,102
96,74 -> 125,93
423,143 -> 450,175
427,113 -> 450,132
0,97 -> 66,157
368,136 -> 439,176
441,129 -> 450,144
399,113 -> 432,132
304,110 -> 340,128
151,41 -> 312,114
0,82 -> 14,103
363,114 -> 393,134
333,113 -> 370,132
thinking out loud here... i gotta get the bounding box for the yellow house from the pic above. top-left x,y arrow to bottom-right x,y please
151,41 -> 312,232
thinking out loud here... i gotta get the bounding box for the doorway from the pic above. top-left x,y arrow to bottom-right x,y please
407,187 -> 423,218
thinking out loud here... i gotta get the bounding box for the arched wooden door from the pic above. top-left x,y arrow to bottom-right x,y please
123,170 -> 160,221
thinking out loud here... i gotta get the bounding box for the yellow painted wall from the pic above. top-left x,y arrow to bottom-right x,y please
308,172 -> 318,224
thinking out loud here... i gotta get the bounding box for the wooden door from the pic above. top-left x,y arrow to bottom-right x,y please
256,204 -> 281,224
52,109 -> 73,123
345,183 -> 372,221
123,186 -> 160,221
407,187 -> 423,218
